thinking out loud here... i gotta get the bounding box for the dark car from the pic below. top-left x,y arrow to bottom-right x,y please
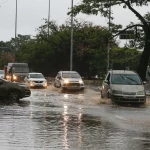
0,78 -> 31,102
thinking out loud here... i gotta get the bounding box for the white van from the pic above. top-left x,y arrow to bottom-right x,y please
101,70 -> 146,104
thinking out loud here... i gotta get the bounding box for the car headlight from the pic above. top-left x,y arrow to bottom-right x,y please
112,90 -> 122,94
137,91 -> 145,95
6,75 -> 11,79
13,75 -> 17,80
79,80 -> 83,84
64,80 -> 69,84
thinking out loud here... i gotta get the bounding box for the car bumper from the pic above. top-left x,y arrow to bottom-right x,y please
29,83 -> 47,88
111,95 -> 146,103
62,83 -> 84,90
20,89 -> 31,98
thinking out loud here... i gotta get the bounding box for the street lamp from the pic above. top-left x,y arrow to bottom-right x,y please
15,0 -> 17,51
70,0 -> 73,71
107,0 -> 111,72
48,0 -> 50,37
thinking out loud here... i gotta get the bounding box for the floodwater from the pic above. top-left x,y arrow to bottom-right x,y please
0,86 -> 150,150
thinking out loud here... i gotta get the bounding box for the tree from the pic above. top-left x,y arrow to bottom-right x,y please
15,20 -> 113,77
69,0 -> 150,80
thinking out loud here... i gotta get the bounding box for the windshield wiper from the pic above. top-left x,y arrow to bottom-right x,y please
119,75 -> 132,84
125,77 -> 139,84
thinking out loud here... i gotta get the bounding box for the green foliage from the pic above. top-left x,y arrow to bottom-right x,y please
111,47 -> 141,70
0,19 -> 142,78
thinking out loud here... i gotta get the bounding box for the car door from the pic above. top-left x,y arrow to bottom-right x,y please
102,73 -> 110,98
0,79 -> 7,97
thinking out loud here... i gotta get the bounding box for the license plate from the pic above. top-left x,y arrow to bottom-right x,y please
68,86 -> 79,89
36,84 -> 42,86
123,96 -> 136,99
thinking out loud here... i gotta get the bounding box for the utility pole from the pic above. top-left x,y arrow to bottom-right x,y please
70,0 -> 73,71
15,0 -> 17,51
48,0 -> 50,37
14,0 -> 18,61
107,0 -> 111,72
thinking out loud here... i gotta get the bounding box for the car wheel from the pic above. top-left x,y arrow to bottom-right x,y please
80,88 -> 84,91
57,83 -> 61,88
62,87 -> 66,91
8,91 -> 20,102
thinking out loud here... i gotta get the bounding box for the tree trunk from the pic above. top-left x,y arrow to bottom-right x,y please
137,26 -> 150,81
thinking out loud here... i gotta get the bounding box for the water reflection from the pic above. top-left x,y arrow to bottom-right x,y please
62,104 -> 83,149
0,89 -> 150,150
63,104 -> 69,149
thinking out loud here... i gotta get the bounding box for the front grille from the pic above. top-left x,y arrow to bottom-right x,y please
15,75 -> 26,81
34,81 -> 43,83
112,95 -> 145,103
67,83 -> 80,86
122,92 -> 136,95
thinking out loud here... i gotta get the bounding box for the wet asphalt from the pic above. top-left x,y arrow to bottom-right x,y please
0,85 -> 150,150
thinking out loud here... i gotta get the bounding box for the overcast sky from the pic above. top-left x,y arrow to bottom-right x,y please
0,0 -> 149,44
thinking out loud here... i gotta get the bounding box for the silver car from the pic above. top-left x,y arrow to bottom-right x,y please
54,71 -> 84,91
24,73 -> 48,88
101,70 -> 146,104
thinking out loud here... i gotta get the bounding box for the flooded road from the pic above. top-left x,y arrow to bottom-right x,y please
0,85 -> 150,150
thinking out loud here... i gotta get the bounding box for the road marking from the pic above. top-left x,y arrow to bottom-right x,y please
116,115 -> 128,121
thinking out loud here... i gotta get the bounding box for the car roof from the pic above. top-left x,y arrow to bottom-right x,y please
109,70 -> 137,75
29,72 -> 43,74
60,71 -> 78,74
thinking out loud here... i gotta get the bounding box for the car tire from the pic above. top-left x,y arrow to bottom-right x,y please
81,88 -> 84,91
62,87 -> 66,91
8,91 -> 20,102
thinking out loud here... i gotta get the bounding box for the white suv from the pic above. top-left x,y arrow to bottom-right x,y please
54,71 -> 84,91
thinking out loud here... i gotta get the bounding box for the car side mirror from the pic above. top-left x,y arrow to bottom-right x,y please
143,81 -> 146,84
105,80 -> 110,84
57,76 -> 61,79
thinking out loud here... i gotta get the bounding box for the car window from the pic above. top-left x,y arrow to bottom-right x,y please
105,73 -> 110,82
111,74 -> 142,85
12,66 -> 29,73
62,73 -> 80,78
30,74 -> 44,78
0,70 -> 4,74
57,73 -> 61,78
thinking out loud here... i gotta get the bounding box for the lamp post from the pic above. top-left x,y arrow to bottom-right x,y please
70,0 -> 73,71
48,0 -> 50,37
107,0 -> 111,72
15,0 -> 17,51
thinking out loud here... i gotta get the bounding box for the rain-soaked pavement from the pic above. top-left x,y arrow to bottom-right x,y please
0,85 -> 150,150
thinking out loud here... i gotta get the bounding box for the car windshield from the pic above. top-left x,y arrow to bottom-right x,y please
62,73 -> 81,78
0,70 -> 4,74
30,74 -> 44,78
12,67 -> 29,73
111,74 -> 142,85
